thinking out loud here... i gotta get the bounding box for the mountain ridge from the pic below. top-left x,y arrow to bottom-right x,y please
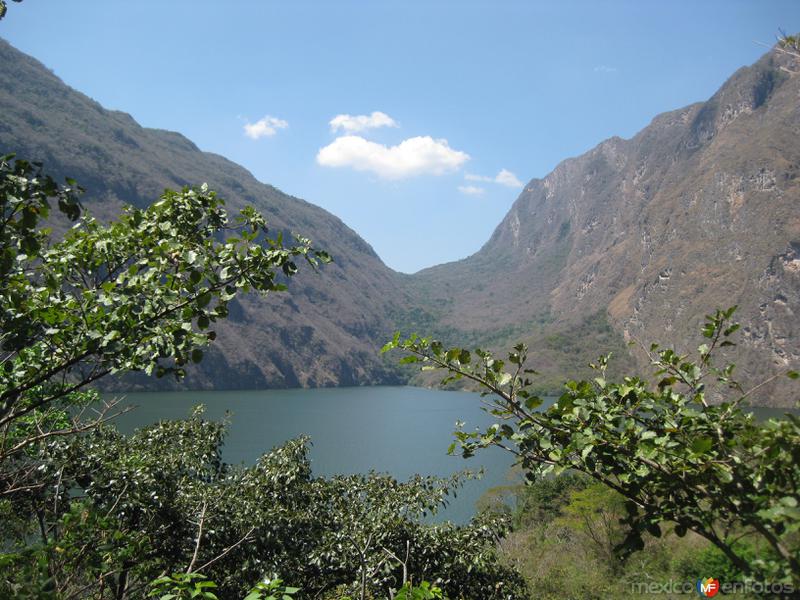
2,38 -> 798,405
0,36 -> 408,391
409,48 -> 799,406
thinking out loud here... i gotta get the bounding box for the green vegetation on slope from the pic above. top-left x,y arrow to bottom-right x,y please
384,307 -> 800,587
483,473 -> 770,599
1,403 -> 524,599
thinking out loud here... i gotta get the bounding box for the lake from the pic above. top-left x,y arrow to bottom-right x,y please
106,386 -> 796,524
108,386 -> 518,524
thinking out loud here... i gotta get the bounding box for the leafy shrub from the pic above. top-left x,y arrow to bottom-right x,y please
385,307 -> 800,584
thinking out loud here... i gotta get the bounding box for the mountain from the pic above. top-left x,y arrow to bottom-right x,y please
410,48 -> 800,406
0,37 -> 410,390
2,38 -> 798,406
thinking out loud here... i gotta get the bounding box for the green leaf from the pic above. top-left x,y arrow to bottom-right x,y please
723,323 -> 740,336
690,436 -> 713,455
525,395 -> 542,410
196,291 -> 212,308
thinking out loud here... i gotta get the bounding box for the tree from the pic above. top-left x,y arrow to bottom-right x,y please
383,308 -> 800,585
0,155 -> 324,596
0,158 -> 526,599
554,482 -> 627,574
0,0 -> 21,20
776,30 -> 800,73
0,154 -> 329,496
1,407 -> 527,599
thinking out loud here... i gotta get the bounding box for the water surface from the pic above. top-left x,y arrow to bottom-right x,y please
109,386 -> 517,523
107,386 -> 797,523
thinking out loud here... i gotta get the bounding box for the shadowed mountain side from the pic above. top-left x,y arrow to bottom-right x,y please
408,48 -> 800,406
2,38 -> 798,405
0,37 -> 410,390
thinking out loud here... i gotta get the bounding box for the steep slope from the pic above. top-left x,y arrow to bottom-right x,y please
3,38 -> 798,405
410,48 -> 800,406
0,37 -> 410,390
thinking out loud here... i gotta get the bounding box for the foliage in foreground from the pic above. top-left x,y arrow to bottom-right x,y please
0,157 -> 523,599
1,406 -> 524,599
0,153 -> 327,505
148,573 -> 299,600
383,307 -> 800,585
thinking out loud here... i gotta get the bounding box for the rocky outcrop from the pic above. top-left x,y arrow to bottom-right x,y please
2,37 -> 797,405
411,49 -> 800,406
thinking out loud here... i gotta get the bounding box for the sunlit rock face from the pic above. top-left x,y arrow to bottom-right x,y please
410,49 -> 800,406
2,38 -> 798,404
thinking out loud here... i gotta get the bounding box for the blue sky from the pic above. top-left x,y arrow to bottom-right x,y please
2,1 -> 798,272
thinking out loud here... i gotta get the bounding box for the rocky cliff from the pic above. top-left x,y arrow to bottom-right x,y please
412,48 -> 800,406
2,38 -> 797,405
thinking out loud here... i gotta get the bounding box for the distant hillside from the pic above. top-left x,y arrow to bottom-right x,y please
0,37 -> 410,390
409,48 -> 800,406
2,38 -> 798,405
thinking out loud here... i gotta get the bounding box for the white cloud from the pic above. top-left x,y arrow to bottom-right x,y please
465,168 -> 523,188
465,173 -> 493,183
458,185 -> 485,196
495,168 -> 524,188
593,65 -> 618,73
329,111 -> 399,134
317,135 -> 469,179
243,115 -> 288,139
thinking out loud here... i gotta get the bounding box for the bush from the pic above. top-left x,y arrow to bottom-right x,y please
384,307 -> 800,584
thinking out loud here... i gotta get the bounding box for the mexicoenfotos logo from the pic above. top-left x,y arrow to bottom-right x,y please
696,577 -> 720,597
629,578 -> 794,595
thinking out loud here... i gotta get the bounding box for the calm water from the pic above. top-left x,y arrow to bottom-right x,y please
108,386 -> 518,524
105,386 -> 796,524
